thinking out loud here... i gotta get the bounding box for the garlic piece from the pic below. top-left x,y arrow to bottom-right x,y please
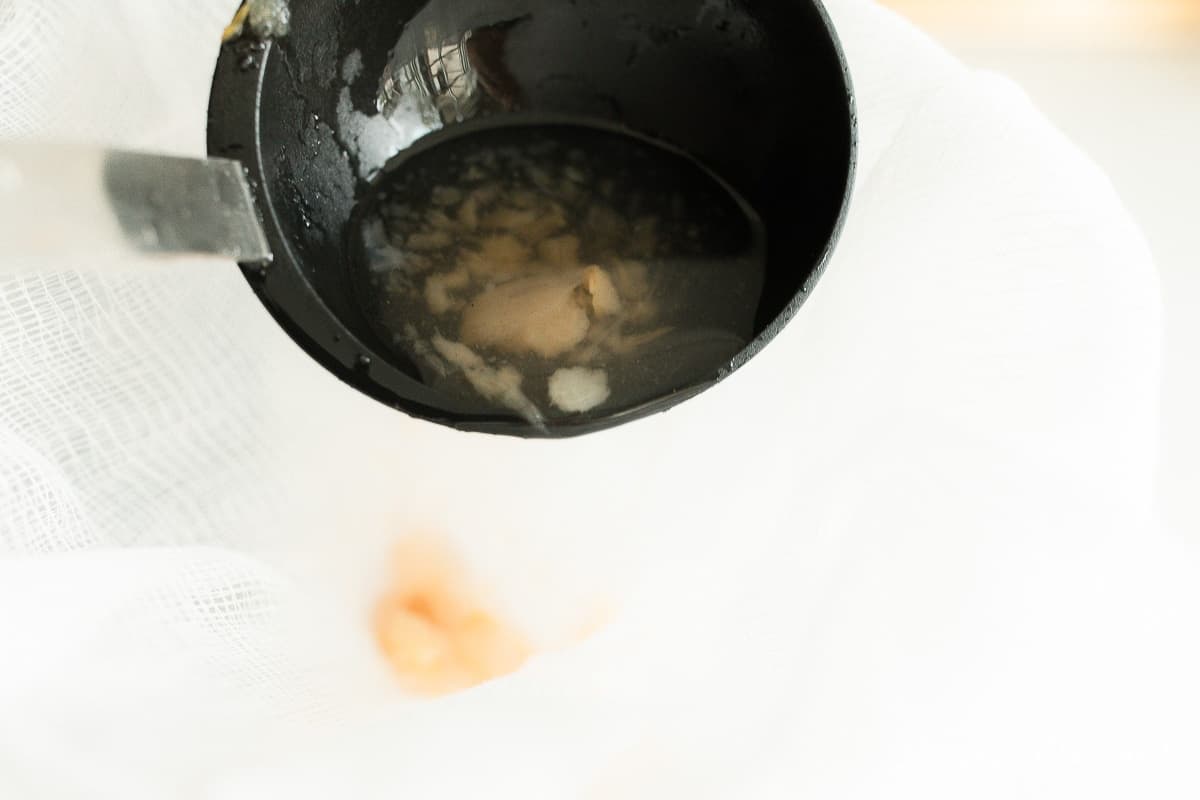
462,234 -> 532,282
460,266 -> 623,359
424,268 -> 470,315
581,265 -> 621,317
461,272 -> 592,358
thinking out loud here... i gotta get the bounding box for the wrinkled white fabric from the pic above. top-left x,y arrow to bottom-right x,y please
2,1 -> 1197,798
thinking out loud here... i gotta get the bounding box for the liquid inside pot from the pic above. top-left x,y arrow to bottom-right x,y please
350,120 -> 767,427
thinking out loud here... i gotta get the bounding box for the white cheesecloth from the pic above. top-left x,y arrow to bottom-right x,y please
1,1 -> 1197,798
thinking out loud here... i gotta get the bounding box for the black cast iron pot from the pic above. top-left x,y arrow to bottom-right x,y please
207,0 -> 856,438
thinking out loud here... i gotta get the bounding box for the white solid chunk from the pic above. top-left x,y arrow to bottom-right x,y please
548,367 -> 611,413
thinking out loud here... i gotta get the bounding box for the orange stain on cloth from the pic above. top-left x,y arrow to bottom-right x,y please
373,538 -> 532,696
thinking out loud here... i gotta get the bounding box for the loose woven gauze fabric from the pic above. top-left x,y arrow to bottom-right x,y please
1,1 -> 1197,798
